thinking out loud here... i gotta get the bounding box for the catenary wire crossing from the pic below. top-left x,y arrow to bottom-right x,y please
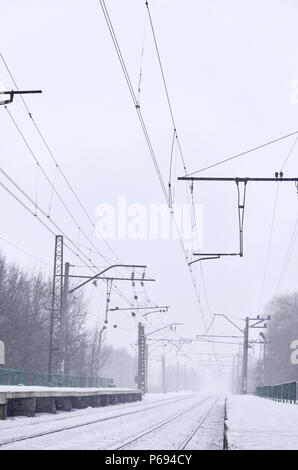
97,0 -> 213,331
0,54 -> 151,315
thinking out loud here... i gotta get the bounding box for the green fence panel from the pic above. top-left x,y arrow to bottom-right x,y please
256,381 -> 297,403
0,368 -> 115,389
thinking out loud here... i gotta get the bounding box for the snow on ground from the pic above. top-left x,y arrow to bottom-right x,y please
0,392 -> 194,435
226,394 -> 298,450
0,392 -> 224,450
122,395 -> 224,450
185,399 -> 224,450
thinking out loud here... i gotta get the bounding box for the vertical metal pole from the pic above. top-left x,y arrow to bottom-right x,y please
145,343 -> 149,393
241,317 -> 249,394
48,235 -> 64,375
137,323 -> 146,394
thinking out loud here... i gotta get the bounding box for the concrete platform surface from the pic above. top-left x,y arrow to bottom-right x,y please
0,386 -> 142,420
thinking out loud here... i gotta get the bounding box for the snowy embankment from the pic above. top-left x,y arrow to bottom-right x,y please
226,394 -> 298,450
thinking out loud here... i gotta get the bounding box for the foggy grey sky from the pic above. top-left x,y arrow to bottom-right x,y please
0,0 -> 298,369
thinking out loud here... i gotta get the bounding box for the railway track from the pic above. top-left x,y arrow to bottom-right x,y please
113,395 -> 219,450
0,393 -> 194,432
0,393 -> 197,448
177,397 -> 220,449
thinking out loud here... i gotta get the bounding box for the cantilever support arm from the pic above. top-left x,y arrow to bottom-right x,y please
178,175 -> 298,264
189,253 -> 240,265
0,90 -> 42,106
178,176 -> 298,182
68,264 -> 148,294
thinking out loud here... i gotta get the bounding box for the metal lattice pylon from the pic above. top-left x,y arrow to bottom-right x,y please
48,235 -> 64,374
137,322 -> 146,394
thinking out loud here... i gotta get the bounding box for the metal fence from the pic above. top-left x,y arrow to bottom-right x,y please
0,368 -> 115,389
256,381 -> 296,403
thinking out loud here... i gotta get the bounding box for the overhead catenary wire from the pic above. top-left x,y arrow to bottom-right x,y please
258,183 -> 280,312
0,165 -> 134,307
276,216 -> 298,291
4,105 -> 116,265
0,54 -> 163,326
168,129 -> 176,210
148,16 -> 298,339
281,134 -> 298,171
0,234 -> 49,267
273,137 -> 298,290
136,10 -> 147,107
3,104 -> 139,305
0,51 -> 123,266
97,0 -> 212,333
0,167 -> 103,269
0,178 -> 82,262
144,0 -> 212,323
260,135 -> 298,302
97,0 -> 169,203
185,130 -> 298,176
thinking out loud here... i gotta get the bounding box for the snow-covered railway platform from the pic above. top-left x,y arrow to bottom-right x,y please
0,385 -> 141,420
225,394 -> 298,450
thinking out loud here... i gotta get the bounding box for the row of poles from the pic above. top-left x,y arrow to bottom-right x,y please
137,322 -> 200,395
48,233 -> 270,395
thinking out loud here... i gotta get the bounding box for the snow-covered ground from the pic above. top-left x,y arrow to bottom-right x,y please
0,392 -> 224,450
120,394 -> 224,450
226,394 -> 298,450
